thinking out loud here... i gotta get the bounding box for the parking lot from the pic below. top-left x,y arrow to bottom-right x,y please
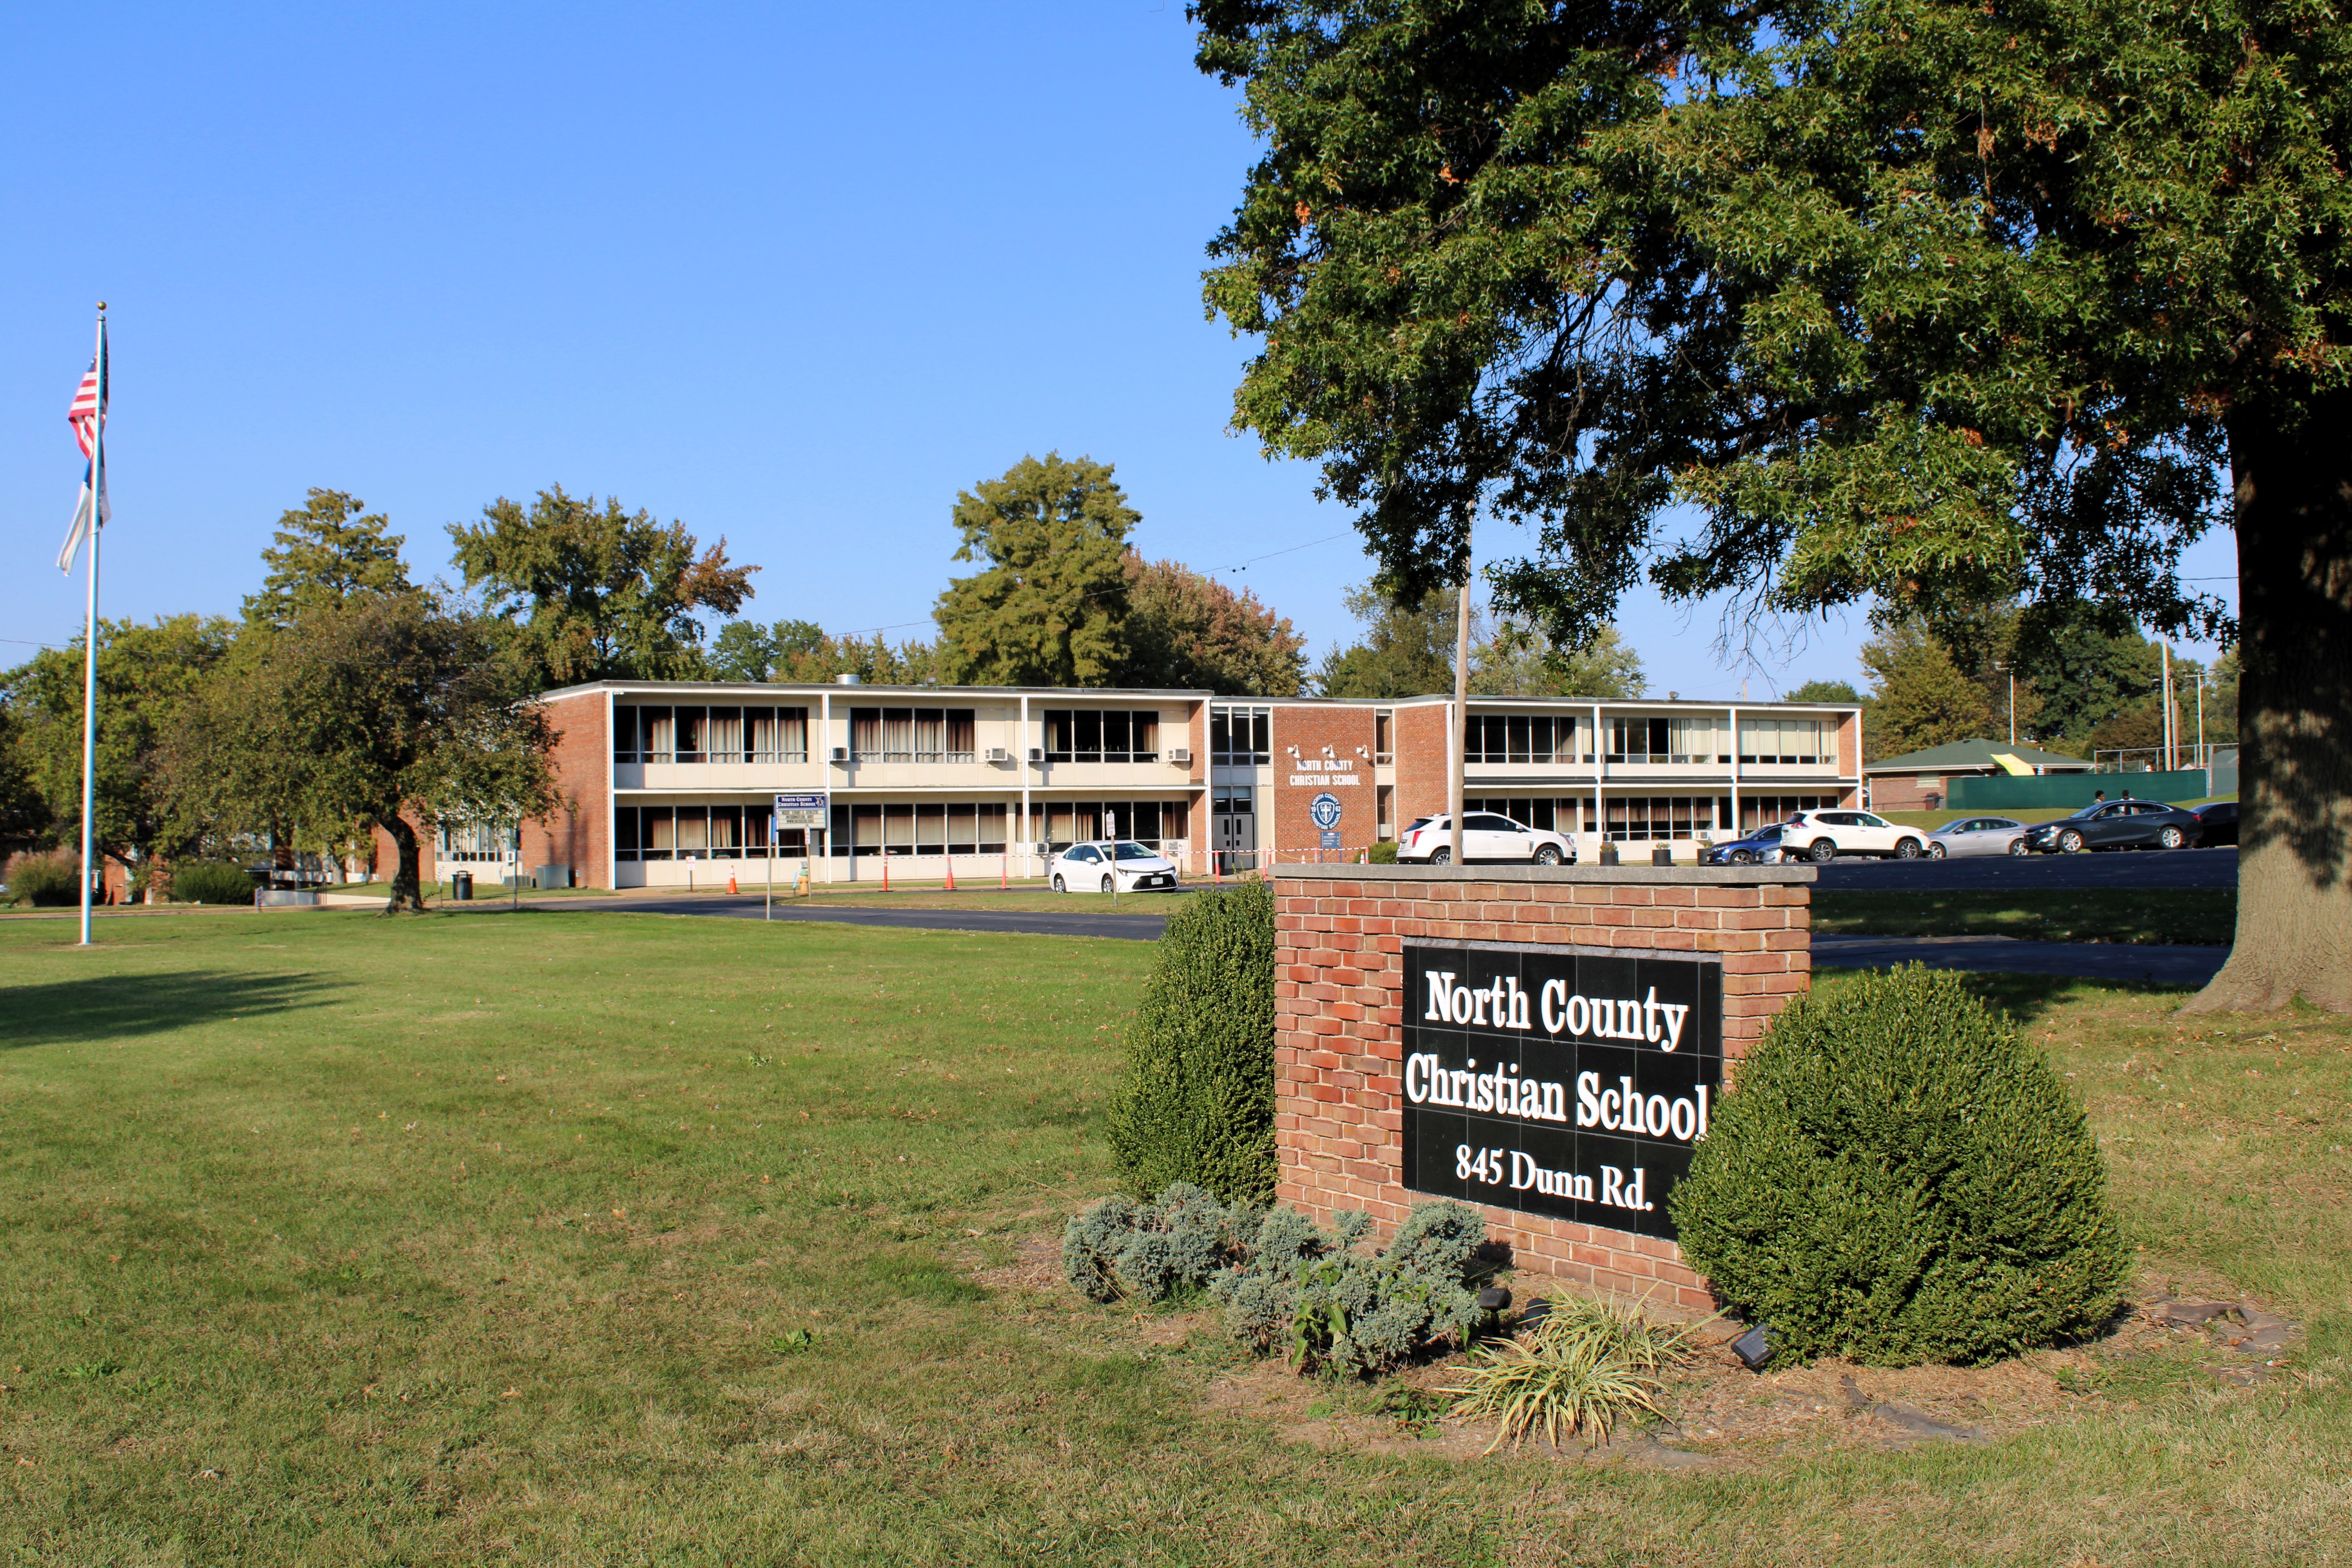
1813,845 -> 2236,892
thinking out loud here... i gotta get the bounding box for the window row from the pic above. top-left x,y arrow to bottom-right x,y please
850,707 -> 977,763
1459,797 -> 1596,835
437,822 -> 515,862
1607,718 -> 1729,765
616,805 -> 810,860
1465,715 -> 1592,764
615,705 -> 809,763
1210,706 -> 1271,765
1042,710 -> 1161,763
1737,717 -> 1832,766
1739,793 -> 1840,830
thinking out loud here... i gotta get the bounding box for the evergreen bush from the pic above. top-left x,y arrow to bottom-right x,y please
170,861 -> 261,906
2,850 -> 79,907
1367,840 -> 1399,865
1670,965 -> 2130,1367
1105,879 -> 1276,1203
1061,1182 -> 1254,1302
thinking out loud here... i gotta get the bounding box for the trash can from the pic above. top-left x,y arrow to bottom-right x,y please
451,871 -> 474,901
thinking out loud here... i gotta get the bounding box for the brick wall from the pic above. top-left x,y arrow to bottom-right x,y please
521,691 -> 608,886
1393,702 -> 1453,826
1272,861 -> 1813,1310
1269,705 -> 1379,857
1865,771 -> 1953,812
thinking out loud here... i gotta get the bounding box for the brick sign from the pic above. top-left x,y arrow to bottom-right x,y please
1400,940 -> 1722,1242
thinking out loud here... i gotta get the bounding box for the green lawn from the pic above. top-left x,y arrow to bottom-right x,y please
3,911 -> 2347,1564
1813,888 -> 2236,945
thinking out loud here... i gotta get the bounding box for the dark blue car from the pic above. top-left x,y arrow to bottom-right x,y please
1699,824 -> 1789,866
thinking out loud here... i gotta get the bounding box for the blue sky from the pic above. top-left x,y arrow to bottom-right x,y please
0,2 -> 2234,696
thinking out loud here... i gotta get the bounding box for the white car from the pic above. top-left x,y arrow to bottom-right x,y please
1924,816 -> 2030,858
1780,809 -> 1927,862
1047,840 -> 1180,893
1396,811 -> 1578,867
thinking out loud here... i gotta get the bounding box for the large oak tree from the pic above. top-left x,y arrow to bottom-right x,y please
1196,0 -> 2352,1009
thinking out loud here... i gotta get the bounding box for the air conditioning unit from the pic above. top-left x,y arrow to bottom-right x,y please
985,746 -> 1010,763
1027,746 -> 1045,764
829,746 -> 850,763
1168,746 -> 1193,765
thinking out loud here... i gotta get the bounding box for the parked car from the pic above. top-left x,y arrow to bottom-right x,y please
2023,800 -> 2205,854
1396,811 -> 1578,866
1699,824 -> 1791,865
1046,840 -> 1181,893
1925,817 -> 2031,858
2193,800 -> 2239,846
1780,809 -> 1927,862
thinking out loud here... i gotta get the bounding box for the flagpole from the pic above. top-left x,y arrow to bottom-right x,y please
78,305 -> 105,947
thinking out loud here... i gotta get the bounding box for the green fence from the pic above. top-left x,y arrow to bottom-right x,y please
1947,769 -> 2211,810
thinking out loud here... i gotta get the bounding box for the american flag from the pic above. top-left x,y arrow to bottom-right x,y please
67,354 -> 104,457
58,322 -> 110,573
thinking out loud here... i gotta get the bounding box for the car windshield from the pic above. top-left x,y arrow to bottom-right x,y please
1936,820 -> 1972,833
1753,826 -> 1782,841
1111,842 -> 1156,861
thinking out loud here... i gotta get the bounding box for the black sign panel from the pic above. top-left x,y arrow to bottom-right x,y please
1399,941 -> 1722,1242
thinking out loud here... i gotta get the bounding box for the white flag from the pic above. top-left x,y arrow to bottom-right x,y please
58,333 -> 108,573
58,460 -> 109,574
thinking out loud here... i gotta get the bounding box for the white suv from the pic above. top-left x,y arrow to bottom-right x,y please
1781,809 -> 1926,862
1396,811 -> 1578,866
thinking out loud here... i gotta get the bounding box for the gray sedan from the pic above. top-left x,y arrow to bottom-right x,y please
1925,816 -> 2030,858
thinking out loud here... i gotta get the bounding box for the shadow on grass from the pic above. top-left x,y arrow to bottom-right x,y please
1812,965 -> 2199,1026
0,969 -> 338,1050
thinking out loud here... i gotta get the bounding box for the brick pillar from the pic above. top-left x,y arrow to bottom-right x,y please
1271,861 -> 1813,1311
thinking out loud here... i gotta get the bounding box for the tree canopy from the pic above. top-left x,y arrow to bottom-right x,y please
935,454 -> 1138,687
1316,581 -> 1644,698
1860,619 -> 1998,761
1196,0 -> 2352,1009
448,486 -> 757,687
245,489 -> 411,630
1119,553 -> 1309,695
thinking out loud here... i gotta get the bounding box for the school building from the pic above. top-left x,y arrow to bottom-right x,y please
382,679 -> 1863,888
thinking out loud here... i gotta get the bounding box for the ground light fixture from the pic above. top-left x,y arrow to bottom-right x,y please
1731,1322 -> 1772,1370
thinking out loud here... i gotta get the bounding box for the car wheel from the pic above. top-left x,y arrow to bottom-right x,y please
1534,844 -> 1563,866
2159,826 -> 2184,849
1731,849 -> 1754,865
1428,846 -> 1452,866
1101,874 -> 1116,894
2007,838 -> 2029,857
1051,874 -> 1066,893
1808,839 -> 1837,863
2059,829 -> 2085,853
1894,837 -> 1923,859
1929,842 -> 1946,859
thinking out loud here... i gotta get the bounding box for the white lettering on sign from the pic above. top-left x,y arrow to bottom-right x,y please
1428,971 -> 1688,1051
1574,1073 -> 1708,1142
1288,773 -> 1361,786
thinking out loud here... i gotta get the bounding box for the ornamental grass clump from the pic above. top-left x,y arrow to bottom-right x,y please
1105,880 -> 1276,1203
2,849 -> 80,907
1670,964 -> 2130,1367
1443,1295 -> 1699,1451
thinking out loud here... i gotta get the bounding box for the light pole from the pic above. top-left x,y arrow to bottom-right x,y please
1994,661 -> 2015,746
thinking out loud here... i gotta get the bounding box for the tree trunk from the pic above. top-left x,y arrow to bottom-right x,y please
2184,392 -> 2352,1013
379,814 -> 426,914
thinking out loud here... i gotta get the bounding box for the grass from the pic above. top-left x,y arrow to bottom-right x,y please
1813,887 -> 2236,945
3,912 -> 2349,1564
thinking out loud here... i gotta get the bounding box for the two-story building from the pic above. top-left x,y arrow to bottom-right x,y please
386,679 -> 1862,888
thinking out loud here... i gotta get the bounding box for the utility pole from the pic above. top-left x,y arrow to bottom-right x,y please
1994,661 -> 2015,746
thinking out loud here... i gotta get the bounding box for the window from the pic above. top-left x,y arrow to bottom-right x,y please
1213,785 -> 1253,816
1599,795 -> 1734,842
675,708 -> 708,763
612,706 -> 677,762
1376,784 -> 1394,839
1468,813 -> 1524,834
848,707 -> 978,762
1737,717 -> 1828,766
1209,706 -> 1271,765
750,707 -> 809,762
1374,710 -> 1395,765
1608,717 -> 1675,763
1042,710 -> 1161,763
1461,797 -> 1593,833
437,822 -> 512,863
1465,714 -> 1585,764
1739,793 -> 1838,830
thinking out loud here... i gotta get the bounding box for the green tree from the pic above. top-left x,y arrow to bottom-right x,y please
1472,621 -> 1645,699
1119,553 -> 1308,695
1785,680 -> 1863,705
1315,582 -> 1459,699
2006,610 -> 2162,756
170,593 -> 560,912
1194,0 -> 2348,1008
1862,621 -> 1996,762
243,489 -> 411,629
935,454 -> 1137,687
3,616 -> 235,883
448,485 -> 758,687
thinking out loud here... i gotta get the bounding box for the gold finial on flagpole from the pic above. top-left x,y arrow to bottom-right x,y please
97,301 -> 106,310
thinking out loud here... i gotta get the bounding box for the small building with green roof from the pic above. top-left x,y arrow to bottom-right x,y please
1862,738 -> 2092,813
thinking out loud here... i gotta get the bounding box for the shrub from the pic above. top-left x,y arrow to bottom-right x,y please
1105,879 -> 1276,1203
169,861 -> 261,905
2,849 -> 80,907
1367,840 -> 1399,865
1063,1185 -> 1492,1377
1062,1182 -> 1254,1303
1670,965 -> 2130,1367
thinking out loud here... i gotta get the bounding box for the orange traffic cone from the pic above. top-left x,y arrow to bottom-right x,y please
727,874 -> 738,894
882,857 -> 890,892
945,860 -> 956,891
999,854 -> 1007,889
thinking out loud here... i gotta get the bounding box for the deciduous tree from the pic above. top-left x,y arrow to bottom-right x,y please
448,486 -> 757,687
1119,553 -> 1308,695
1861,621 -> 1996,762
935,454 -> 1136,687
1195,0 -> 2348,1007
244,489 -> 412,629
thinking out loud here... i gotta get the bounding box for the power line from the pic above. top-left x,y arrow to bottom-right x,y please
1219,531 -> 1354,573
